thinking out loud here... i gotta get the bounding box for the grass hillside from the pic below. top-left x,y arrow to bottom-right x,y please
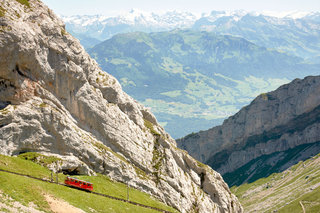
88,30 -> 319,138
0,153 -> 178,213
231,153 -> 320,212
222,142 -> 320,186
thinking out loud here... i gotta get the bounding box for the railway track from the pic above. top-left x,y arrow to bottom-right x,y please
0,168 -> 175,213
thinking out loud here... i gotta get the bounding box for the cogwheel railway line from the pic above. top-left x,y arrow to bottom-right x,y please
0,168 -> 175,213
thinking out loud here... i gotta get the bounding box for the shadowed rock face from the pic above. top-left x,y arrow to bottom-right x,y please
177,75 -> 320,186
0,0 -> 242,212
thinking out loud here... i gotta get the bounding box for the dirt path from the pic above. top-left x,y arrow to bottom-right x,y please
44,194 -> 85,213
299,201 -> 306,213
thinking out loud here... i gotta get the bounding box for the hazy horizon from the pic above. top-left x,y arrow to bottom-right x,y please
42,0 -> 320,16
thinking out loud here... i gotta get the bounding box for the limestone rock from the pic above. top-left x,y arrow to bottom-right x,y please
177,75 -> 320,185
0,0 -> 242,212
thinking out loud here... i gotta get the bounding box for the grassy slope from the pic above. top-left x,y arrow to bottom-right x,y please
231,153 -> 320,213
0,154 -> 178,213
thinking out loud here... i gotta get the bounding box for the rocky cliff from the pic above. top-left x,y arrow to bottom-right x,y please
0,0 -> 242,212
177,75 -> 320,186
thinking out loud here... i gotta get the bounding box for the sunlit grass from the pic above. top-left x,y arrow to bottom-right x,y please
0,154 -> 178,213
231,153 -> 320,213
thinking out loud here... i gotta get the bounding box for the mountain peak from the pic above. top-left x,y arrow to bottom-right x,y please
262,10 -> 310,19
0,0 -> 242,212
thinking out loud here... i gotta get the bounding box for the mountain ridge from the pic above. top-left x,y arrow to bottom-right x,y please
64,10 -> 320,59
62,10 -> 198,47
177,75 -> 320,186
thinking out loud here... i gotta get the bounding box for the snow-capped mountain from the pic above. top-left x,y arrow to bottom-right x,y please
192,11 -> 320,59
63,10 -> 320,60
62,9 -> 198,44
262,11 -> 320,19
63,10 -> 197,28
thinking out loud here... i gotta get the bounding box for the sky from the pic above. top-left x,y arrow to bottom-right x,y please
42,0 -> 320,16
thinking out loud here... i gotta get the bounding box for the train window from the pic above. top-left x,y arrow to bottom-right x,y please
83,183 -> 86,185
75,180 -> 78,183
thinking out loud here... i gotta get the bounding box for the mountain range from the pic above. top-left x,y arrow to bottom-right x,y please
63,9 -> 320,138
88,30 -> 319,138
1,0 -> 320,212
63,10 -> 320,60
62,10 -> 197,47
193,11 -> 320,60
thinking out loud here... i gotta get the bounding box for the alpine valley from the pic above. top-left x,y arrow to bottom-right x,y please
64,10 -> 320,212
87,30 -> 319,138
0,0 -> 320,213
64,11 -> 320,138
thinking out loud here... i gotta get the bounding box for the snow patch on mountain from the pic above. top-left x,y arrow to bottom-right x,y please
63,9 -> 198,29
62,9 -> 320,50
262,10 -> 311,19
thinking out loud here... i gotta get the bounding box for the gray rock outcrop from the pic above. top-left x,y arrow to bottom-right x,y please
0,0 -> 242,212
177,75 -> 320,185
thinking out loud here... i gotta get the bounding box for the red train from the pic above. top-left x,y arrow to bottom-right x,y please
64,176 -> 93,191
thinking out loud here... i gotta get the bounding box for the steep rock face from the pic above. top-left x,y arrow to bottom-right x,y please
177,76 -> 320,185
0,0 -> 242,212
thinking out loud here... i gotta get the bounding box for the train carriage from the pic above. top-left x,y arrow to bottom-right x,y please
64,176 -> 93,191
